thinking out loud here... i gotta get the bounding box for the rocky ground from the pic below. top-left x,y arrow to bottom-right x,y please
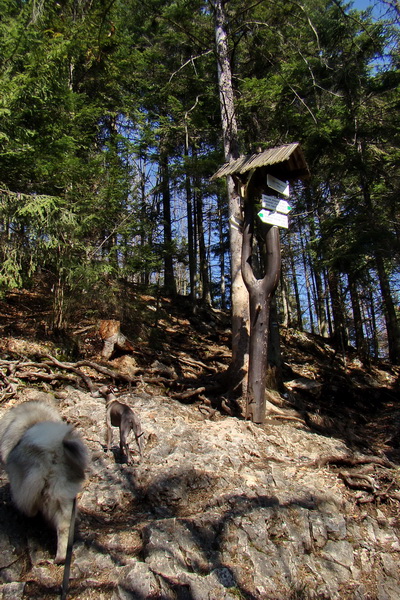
0,288 -> 399,599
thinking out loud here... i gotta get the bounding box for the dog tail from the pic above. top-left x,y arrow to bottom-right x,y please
63,430 -> 88,483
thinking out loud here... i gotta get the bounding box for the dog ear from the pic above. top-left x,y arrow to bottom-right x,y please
63,432 -> 88,482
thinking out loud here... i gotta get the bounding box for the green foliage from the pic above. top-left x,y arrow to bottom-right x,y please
0,248 -> 23,292
0,0 -> 398,357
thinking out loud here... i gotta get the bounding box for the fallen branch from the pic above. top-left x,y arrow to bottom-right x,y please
170,386 -> 206,401
266,414 -> 304,423
76,360 -> 137,384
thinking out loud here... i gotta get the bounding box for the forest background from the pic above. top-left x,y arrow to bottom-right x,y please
0,0 -> 399,367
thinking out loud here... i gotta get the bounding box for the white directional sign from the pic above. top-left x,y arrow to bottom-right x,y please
262,195 -> 292,214
258,209 -> 289,229
267,174 -> 290,198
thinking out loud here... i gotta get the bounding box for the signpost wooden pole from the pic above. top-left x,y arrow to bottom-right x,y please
241,186 -> 281,423
210,143 -> 310,424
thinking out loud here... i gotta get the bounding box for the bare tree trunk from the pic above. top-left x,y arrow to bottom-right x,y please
314,269 -> 329,337
299,228 -> 315,333
160,150 -> 176,297
280,270 -> 290,328
138,160 -> 150,285
375,252 -> 400,364
327,269 -> 348,352
195,182 -> 212,305
184,135 -> 196,306
288,234 -> 303,330
217,192 -> 227,309
52,275 -> 66,331
348,272 -> 369,363
213,0 -> 248,395
365,281 -> 379,358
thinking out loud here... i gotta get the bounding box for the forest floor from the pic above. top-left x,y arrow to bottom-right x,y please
0,283 -> 400,599
0,282 -> 399,464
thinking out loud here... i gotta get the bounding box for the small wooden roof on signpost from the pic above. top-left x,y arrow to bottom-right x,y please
210,142 -> 310,182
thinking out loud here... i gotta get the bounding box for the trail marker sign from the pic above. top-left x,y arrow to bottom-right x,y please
261,195 -> 292,214
258,209 -> 289,229
267,174 -> 289,197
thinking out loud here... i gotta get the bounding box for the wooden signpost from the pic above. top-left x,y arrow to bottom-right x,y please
211,143 -> 310,424
243,174 -> 291,422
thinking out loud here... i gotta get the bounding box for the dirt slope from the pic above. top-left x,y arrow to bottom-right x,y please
0,287 -> 399,599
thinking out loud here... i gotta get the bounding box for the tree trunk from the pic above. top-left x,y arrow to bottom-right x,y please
375,253 -> 400,364
348,272 -> 369,362
217,192 -> 227,309
213,0 -> 248,395
299,229 -> 315,333
139,160 -> 150,285
315,269 -> 329,337
288,234 -> 303,330
327,269 -> 348,351
280,270 -> 290,328
160,150 -> 176,297
184,136 -> 196,306
194,160 -> 211,305
52,275 -> 66,331
99,320 -> 134,360
365,283 -> 379,359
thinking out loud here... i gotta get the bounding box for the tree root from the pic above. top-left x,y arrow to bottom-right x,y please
306,454 -> 395,469
305,453 -> 400,503
0,356 -> 224,416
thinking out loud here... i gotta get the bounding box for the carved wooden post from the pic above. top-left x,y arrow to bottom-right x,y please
242,195 -> 281,424
210,144 -> 310,420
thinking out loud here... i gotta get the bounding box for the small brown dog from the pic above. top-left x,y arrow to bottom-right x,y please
102,388 -> 144,464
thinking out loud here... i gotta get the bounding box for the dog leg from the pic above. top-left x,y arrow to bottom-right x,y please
119,423 -> 131,464
106,411 -> 113,451
106,425 -> 113,451
132,416 -> 144,456
53,500 -> 75,564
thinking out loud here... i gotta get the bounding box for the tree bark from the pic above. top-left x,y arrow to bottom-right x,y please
348,272 -> 369,363
195,167 -> 212,305
160,150 -> 176,297
213,0 -> 248,395
327,269 -> 348,351
184,136 -> 196,306
375,252 -> 400,364
288,234 -> 303,330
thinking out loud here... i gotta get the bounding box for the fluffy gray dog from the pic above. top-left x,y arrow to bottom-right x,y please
0,400 -> 88,563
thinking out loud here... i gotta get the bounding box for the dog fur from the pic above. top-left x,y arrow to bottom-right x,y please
0,400 -> 88,564
105,389 -> 144,464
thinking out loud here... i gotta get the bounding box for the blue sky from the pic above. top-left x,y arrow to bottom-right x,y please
351,0 -> 388,18
352,0 -> 373,8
